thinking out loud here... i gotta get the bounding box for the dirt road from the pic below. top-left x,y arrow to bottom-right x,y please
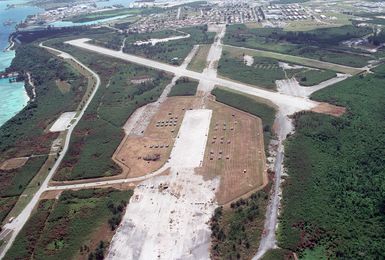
253,111 -> 294,259
26,72 -> 36,101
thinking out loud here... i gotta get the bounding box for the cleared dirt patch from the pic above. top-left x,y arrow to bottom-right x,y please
55,80 -> 71,94
197,100 -> 267,205
312,102 -> 346,117
112,96 -> 202,178
0,157 -> 29,171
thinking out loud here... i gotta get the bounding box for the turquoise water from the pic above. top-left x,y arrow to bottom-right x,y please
0,0 -> 135,127
0,78 -> 29,126
0,0 -> 42,126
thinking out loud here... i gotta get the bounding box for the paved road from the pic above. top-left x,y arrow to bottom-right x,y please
0,42 -> 101,258
0,36 -> 347,259
223,44 -> 365,75
276,73 -> 350,98
66,38 -> 318,114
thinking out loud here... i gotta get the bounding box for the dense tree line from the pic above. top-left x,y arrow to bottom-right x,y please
279,65 -> 385,258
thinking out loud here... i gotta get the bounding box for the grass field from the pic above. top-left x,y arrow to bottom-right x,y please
223,45 -> 363,75
0,45 -> 87,159
295,69 -> 337,86
283,12 -> 352,31
0,43 -> 88,222
0,156 -> 47,197
0,197 -> 18,223
261,248 -> 293,260
123,26 -> 215,65
218,51 -> 285,90
44,43 -> 173,181
223,24 -> 373,69
168,77 -> 198,96
45,37 -> 173,181
210,188 -> 270,259
187,44 -> 210,72
278,65 -> 385,258
5,188 -> 133,260
212,87 -> 276,149
64,8 -> 159,23
198,99 -> 267,205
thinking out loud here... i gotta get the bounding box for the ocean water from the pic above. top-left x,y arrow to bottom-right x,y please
0,78 -> 29,126
0,0 -> 135,127
0,0 -> 42,126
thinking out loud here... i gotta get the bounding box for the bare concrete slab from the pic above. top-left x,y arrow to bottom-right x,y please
169,109 -> 212,168
49,112 -> 76,132
107,109 -> 216,260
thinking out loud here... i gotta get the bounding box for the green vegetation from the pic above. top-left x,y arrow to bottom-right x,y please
295,69 -> 337,86
5,188 -> 133,260
0,156 -> 47,197
219,48 -> 340,87
123,26 -> 215,65
210,189 -> 270,259
168,77 -> 198,96
88,241 -> 108,260
0,45 -> 86,157
187,44 -> 210,72
218,51 -> 285,90
0,197 -> 18,223
43,41 -> 172,180
0,44 -> 87,215
223,45 -> 363,75
278,65 -> 385,258
89,32 -> 126,50
4,199 -> 55,260
224,24 -> 373,68
212,87 -> 276,148
353,12 -> 385,26
261,248 -> 293,260
64,8 -> 159,23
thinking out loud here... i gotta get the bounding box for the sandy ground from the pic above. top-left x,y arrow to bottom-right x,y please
26,72 -> 36,101
253,109 -> 294,260
0,157 -> 29,171
198,100 -> 267,205
49,112 -> 76,132
122,45 -> 197,137
244,55 -> 254,66
276,73 -> 350,97
107,109 -> 217,260
197,24 -> 226,94
113,97 -> 201,179
278,62 -> 305,70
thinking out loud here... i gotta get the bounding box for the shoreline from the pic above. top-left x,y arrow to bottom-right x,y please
0,78 -> 30,127
5,35 -> 15,52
